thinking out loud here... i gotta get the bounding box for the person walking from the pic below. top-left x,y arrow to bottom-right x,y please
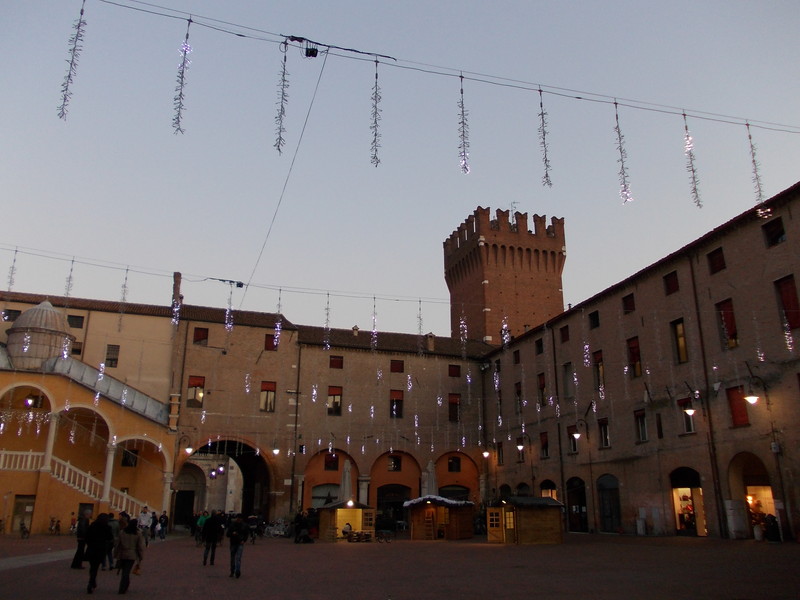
158,511 -> 168,540
85,513 -> 113,594
104,513 -> 120,571
114,515 -> 145,595
202,510 -> 224,566
226,513 -> 249,579
70,509 -> 92,569
137,506 -> 150,547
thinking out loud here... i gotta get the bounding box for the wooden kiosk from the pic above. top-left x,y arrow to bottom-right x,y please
403,495 -> 475,540
486,496 -> 564,544
316,500 -> 376,542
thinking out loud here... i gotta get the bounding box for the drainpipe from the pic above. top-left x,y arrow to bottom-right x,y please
687,255 -> 727,538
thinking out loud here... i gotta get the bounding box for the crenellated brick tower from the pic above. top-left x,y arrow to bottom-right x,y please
443,207 -> 566,343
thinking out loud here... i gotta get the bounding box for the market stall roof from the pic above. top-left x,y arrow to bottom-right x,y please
500,496 -> 564,508
317,500 -> 373,510
403,495 -> 475,508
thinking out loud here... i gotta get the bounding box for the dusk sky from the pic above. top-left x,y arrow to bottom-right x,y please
2,1 -> 799,336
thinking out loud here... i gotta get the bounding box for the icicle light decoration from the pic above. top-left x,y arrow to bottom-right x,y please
224,286 -> 234,332
459,312 -> 468,359
173,18 -> 193,134
58,0 -> 87,120
323,293 -> 331,350
417,299 -> 424,356
613,101 -> 634,204
537,87 -> 553,187
501,316 -> 511,348
118,267 -> 129,332
371,297 -> 378,351
7,247 -> 17,291
682,113 -> 701,208
273,289 -> 283,349
274,41 -> 289,154
171,297 -> 181,326
457,74 -> 470,174
746,122 -> 769,218
370,59 -> 382,167
64,257 -> 75,298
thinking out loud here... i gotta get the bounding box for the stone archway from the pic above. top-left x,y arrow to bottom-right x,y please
669,466 -> 707,537
728,452 -> 773,539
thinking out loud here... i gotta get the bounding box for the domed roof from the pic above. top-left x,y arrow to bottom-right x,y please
9,301 -> 70,335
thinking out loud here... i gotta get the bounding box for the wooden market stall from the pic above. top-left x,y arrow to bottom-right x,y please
486,496 -> 564,544
316,500 -> 376,542
403,495 -> 475,540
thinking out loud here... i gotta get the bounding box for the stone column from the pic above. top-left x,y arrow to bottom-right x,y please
40,413 -> 59,472
101,443 -> 116,502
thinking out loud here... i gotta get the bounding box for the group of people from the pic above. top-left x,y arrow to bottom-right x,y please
194,509 -> 251,578
69,508 -> 147,594
136,506 -> 169,545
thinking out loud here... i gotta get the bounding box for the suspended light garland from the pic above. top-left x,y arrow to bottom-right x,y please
173,18 -> 193,134
58,0 -> 87,120
746,122 -> 769,218
273,289 -> 283,349
118,266 -> 129,332
537,87 -> 553,187
457,73 -> 470,174
416,299 -> 424,356
274,40 -> 290,155
613,100 -> 634,204
683,113 -> 702,208
7,247 -> 17,291
370,59 -> 382,167
371,296 -> 378,351
224,285 -> 234,332
64,257 -> 75,298
323,293 -> 331,350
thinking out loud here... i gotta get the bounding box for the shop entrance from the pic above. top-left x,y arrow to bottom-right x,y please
566,477 -> 588,532
669,467 -> 707,536
597,474 -> 621,532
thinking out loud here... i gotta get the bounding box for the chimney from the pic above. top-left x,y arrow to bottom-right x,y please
352,325 -> 359,336
426,332 -> 435,352
172,272 -> 182,306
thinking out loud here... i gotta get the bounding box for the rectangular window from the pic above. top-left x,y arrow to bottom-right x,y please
448,456 -> 461,472
626,337 -> 642,378
67,315 -> 84,329
105,344 -> 120,368
560,325 -> 570,343
716,298 -> 739,349
187,375 -> 205,408
329,355 -> 344,369
762,217 -> 786,247
622,293 -> 636,315
671,319 -> 689,363
390,359 -> 404,373
588,310 -> 600,329
539,432 -> 549,459
327,386 -> 342,416
537,373 -> 546,408
562,362 -> 574,399
388,455 -> 402,471
598,418 -> 610,448
775,275 -> 800,330
448,364 -> 461,377
496,441 -> 504,466
264,334 -> 277,351
2,309 -> 21,322
259,381 -> 276,412
513,349 -> 521,364
656,413 -> 664,439
389,389 -> 404,418
71,341 -> 83,356
592,350 -> 604,391
448,393 -> 460,423
707,247 -> 726,274
726,386 -> 750,427
514,381 -> 523,415
534,339 -> 544,355
193,327 -> 209,346
121,449 -> 138,467
664,270 -> 679,295
567,425 -> 578,453
677,398 -> 695,433
635,409 -> 648,442
324,453 -> 339,471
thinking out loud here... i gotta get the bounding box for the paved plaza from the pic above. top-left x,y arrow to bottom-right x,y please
0,531 -> 797,599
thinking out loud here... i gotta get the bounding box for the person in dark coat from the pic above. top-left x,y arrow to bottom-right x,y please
202,510 -> 224,566
226,513 -> 250,578
85,512 -> 113,594
70,509 -> 92,569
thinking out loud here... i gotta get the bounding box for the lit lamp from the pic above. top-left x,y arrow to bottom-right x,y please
683,407 -> 696,416
744,384 -> 759,405
272,447 -> 280,456
482,449 -> 490,458
217,463 -> 225,474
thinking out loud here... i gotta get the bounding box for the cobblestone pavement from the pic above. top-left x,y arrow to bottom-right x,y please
0,532 -> 798,599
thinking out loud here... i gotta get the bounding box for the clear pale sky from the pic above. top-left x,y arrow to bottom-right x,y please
2,0 -> 799,336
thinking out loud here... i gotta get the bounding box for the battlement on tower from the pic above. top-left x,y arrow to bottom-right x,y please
443,207 -> 565,268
